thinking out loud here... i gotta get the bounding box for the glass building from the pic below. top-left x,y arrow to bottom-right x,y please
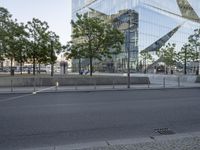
72,0 -> 200,73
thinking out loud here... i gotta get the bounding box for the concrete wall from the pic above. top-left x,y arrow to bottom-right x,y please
0,76 -> 150,87
133,74 -> 198,83
196,76 -> 200,83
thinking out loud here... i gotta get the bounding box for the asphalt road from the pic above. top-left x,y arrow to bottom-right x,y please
0,89 -> 200,149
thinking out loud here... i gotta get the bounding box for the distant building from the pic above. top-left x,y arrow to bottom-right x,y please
72,0 -> 200,73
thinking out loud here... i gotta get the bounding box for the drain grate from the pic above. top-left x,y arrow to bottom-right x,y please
154,128 -> 175,135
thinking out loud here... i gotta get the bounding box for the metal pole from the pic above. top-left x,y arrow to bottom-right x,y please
112,79 -> 115,89
11,79 -> 13,92
178,77 -> 180,88
51,40 -> 54,77
194,32 -> 199,75
33,76 -> 36,92
199,46 -> 200,75
196,40 -> 198,75
163,77 -> 166,88
127,11 -> 131,89
184,46 -> 187,75
75,82 -> 77,90
94,80 -> 96,90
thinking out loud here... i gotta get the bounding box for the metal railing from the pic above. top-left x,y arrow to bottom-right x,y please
0,76 -> 199,94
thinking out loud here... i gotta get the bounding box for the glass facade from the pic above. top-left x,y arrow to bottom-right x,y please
72,0 -> 200,73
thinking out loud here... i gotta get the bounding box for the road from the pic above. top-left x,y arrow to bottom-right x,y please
0,89 -> 200,149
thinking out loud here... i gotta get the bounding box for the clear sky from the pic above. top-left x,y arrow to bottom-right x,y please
0,0 -> 71,44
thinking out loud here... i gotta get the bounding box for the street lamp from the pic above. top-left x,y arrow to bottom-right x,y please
199,45 -> 200,76
127,11 -> 131,88
112,10 -> 137,88
196,29 -> 200,76
194,29 -> 199,75
50,40 -> 54,77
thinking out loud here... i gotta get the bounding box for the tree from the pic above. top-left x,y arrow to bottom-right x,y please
188,29 -> 200,75
68,14 -> 124,76
140,51 -> 152,74
178,44 -> 192,75
0,7 -> 12,68
47,31 -> 62,76
159,43 -> 177,74
14,23 -> 29,74
3,19 -> 29,75
26,18 -> 50,75
65,41 -> 85,74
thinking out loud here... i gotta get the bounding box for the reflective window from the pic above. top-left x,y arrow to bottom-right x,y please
72,0 -> 200,73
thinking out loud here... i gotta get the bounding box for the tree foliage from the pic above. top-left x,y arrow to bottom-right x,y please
140,51 -> 152,73
0,7 -> 62,76
26,18 -> 50,75
67,14 -> 124,76
188,29 -> 200,61
0,7 -> 12,62
159,43 -> 177,68
178,44 -> 192,74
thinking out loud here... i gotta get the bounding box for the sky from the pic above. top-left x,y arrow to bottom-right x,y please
0,0 -> 72,44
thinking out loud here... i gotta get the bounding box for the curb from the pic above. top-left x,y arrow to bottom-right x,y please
0,86 -> 199,95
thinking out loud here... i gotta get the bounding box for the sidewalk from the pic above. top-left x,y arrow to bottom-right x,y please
22,132 -> 200,150
73,134 -> 200,150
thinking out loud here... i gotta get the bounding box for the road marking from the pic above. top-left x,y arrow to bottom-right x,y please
33,86 -> 56,94
0,94 -> 34,103
0,86 -> 57,103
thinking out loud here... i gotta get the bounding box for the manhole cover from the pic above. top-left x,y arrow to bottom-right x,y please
154,128 -> 175,135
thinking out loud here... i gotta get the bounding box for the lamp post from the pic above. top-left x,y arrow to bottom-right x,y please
113,10 -> 135,88
197,29 -> 200,76
184,45 -> 188,75
199,46 -> 200,76
127,10 -> 131,89
50,40 -> 54,77
194,29 -> 199,75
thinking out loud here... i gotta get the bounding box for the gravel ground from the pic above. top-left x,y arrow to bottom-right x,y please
75,136 -> 200,150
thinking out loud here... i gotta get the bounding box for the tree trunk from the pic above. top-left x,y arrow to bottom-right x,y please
63,63 -> 66,74
184,48 -> 187,75
33,58 -> 36,75
20,62 -> 23,75
0,61 -> 3,69
38,63 -> 41,74
51,63 -> 54,77
165,66 -> 168,74
10,58 -> 13,76
78,58 -> 81,75
192,59 -> 195,74
89,57 -> 93,76
184,60 -> 187,75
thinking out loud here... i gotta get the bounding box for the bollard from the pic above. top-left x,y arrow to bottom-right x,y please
178,77 -> 180,88
163,77 -> 166,88
148,80 -> 150,88
55,81 -> 59,91
33,77 -> 36,92
112,80 -> 115,89
75,82 -> 78,90
94,80 -> 96,90
11,79 -> 13,92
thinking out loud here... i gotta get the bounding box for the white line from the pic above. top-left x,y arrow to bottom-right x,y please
0,86 -> 57,103
34,86 -> 56,93
0,94 -> 33,103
